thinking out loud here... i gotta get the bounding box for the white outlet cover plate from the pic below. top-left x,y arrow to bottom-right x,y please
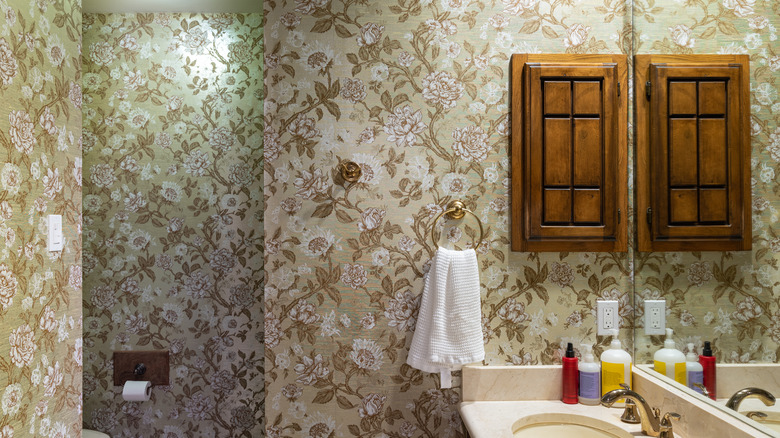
644,300 -> 666,335
597,300 -> 620,336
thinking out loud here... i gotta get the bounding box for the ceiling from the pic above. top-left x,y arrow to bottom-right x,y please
82,0 -> 262,13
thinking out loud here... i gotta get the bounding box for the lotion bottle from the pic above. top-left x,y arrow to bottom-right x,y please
686,343 -> 704,394
562,343 -> 578,404
700,341 -> 717,400
653,328 -> 687,384
601,330 -> 632,397
578,343 -> 601,405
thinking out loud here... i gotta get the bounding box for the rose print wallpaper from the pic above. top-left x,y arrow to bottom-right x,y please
264,0 -> 779,435
81,13 -> 264,437
263,0 -> 635,437
0,0 -> 83,436
632,0 -> 779,363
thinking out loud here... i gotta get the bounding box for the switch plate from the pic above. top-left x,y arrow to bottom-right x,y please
597,300 -> 620,335
645,300 -> 666,335
47,215 -> 63,252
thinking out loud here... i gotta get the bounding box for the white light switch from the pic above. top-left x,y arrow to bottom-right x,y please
47,215 -> 63,252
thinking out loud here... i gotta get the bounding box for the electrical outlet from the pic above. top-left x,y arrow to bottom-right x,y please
597,300 -> 620,335
644,300 -> 666,335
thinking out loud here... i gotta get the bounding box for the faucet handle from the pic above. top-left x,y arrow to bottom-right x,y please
652,407 -> 661,419
662,412 -> 681,423
659,412 -> 680,438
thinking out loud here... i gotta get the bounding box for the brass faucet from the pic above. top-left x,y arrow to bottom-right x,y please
691,383 -> 710,398
725,387 -> 776,411
601,388 -> 681,438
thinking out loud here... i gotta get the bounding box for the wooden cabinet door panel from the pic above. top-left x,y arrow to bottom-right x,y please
668,118 -> 698,186
699,119 -> 727,185
573,189 -> 601,224
543,118 -> 572,186
635,55 -> 751,251
511,54 -> 627,252
573,118 -> 602,186
544,189 -> 571,224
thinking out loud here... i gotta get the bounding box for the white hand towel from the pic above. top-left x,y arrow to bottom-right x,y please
407,247 -> 484,388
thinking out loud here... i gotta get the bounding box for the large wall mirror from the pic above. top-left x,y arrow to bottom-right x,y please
629,0 -> 778,432
629,0 -> 777,365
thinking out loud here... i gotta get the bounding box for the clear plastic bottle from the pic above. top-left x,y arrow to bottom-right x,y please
686,343 -> 704,394
601,330 -> 632,397
578,343 -> 601,405
653,328 -> 687,384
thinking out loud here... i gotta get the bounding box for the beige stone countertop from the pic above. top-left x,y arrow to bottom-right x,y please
459,400 -> 644,438
459,365 -> 773,438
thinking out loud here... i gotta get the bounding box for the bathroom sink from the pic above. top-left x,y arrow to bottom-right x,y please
512,413 -> 633,438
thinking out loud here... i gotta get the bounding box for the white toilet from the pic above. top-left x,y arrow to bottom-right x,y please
83,430 -> 110,438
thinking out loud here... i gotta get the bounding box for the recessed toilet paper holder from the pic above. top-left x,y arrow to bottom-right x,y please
133,363 -> 147,377
113,350 -> 170,386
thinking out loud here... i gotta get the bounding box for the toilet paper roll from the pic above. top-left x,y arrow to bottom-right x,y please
122,380 -> 152,401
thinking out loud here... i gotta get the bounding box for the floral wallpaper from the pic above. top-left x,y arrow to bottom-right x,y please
263,0 -> 635,436
0,0 -> 83,436
632,0 -> 780,363
81,13 -> 264,437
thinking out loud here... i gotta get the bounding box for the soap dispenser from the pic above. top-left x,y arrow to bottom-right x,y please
578,343 -> 600,405
686,343 -> 704,394
653,328 -> 686,384
601,330 -> 632,397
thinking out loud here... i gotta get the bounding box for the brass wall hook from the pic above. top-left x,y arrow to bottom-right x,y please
339,161 -> 362,184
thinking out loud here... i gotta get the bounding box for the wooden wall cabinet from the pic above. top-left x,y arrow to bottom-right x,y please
511,54 -> 628,252
635,55 -> 751,252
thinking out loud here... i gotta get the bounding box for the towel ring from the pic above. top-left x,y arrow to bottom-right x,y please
431,200 -> 485,248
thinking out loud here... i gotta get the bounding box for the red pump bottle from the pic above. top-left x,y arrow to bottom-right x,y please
562,343 -> 579,404
699,341 -> 717,400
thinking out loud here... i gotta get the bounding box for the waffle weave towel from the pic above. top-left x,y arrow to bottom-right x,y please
407,247 -> 484,388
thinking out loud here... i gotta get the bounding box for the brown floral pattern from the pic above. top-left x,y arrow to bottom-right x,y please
263,0 -> 635,436
0,0 -> 83,436
633,0 -> 779,364
82,13 -> 263,437
265,0 -> 779,435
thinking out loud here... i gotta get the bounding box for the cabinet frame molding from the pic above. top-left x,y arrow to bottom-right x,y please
511,54 -> 628,252
635,54 -> 752,252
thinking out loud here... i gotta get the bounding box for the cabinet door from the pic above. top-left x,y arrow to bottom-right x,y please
511,54 -> 627,252
635,55 -> 751,252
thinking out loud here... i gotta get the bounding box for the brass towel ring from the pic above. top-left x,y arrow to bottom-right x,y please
431,200 -> 485,248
